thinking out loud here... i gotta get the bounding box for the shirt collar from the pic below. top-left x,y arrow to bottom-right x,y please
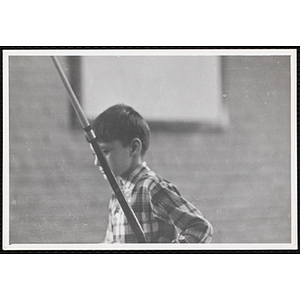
120,162 -> 149,190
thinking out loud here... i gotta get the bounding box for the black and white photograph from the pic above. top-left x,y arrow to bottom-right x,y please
2,48 -> 297,250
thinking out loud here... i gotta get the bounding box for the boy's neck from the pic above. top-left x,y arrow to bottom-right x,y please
119,158 -> 144,181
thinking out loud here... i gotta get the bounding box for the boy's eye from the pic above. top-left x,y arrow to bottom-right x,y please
101,149 -> 109,155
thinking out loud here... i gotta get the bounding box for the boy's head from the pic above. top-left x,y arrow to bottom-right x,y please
92,104 -> 150,156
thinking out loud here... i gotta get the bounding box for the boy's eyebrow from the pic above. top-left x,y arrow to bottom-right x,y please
99,142 -> 111,149
99,145 -> 108,150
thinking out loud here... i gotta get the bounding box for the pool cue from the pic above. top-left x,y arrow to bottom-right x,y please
51,56 -> 148,243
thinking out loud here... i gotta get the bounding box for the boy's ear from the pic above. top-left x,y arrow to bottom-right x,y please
130,138 -> 142,156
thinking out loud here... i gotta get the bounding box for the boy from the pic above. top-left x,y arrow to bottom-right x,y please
91,104 -> 213,243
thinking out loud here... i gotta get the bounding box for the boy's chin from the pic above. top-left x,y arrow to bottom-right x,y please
97,166 -> 123,181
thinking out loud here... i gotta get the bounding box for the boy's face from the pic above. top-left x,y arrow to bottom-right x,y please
92,140 -> 133,180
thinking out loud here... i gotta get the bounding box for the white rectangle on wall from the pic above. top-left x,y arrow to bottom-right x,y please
81,55 -> 228,126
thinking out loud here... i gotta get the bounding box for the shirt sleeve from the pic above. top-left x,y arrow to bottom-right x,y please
150,183 -> 213,243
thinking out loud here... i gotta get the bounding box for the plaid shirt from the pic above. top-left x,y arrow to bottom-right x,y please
104,163 -> 213,243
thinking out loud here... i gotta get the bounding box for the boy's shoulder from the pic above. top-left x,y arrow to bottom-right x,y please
133,164 -> 180,196
134,164 -> 165,185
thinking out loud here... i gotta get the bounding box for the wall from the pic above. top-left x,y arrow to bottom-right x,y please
6,53 -> 293,246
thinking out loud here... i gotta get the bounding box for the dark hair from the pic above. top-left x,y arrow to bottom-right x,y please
92,104 -> 150,156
